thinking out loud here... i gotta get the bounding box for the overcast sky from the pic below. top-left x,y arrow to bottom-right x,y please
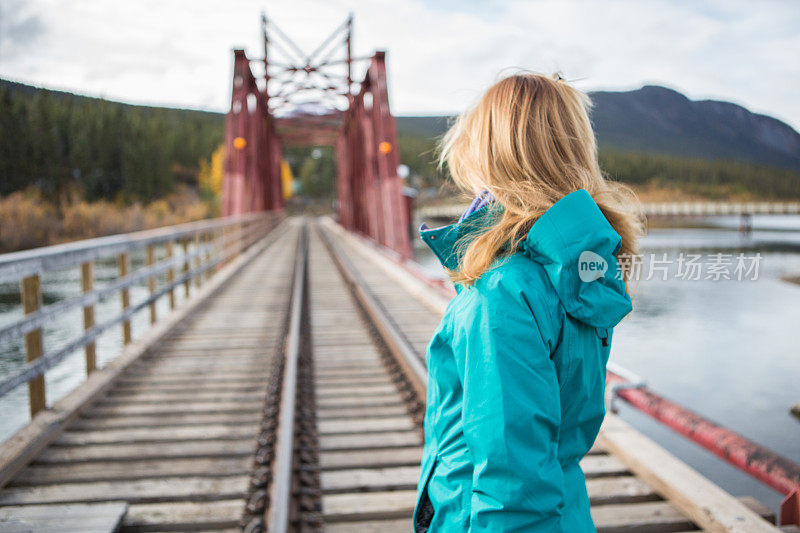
1,0 -> 799,129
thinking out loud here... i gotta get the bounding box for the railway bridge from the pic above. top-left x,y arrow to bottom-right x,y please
0,16 -> 798,533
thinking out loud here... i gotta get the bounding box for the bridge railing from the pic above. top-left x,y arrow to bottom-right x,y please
416,201 -> 800,219
644,201 -> 800,216
0,211 -> 282,417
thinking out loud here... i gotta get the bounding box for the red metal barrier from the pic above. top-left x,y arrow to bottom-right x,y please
222,15 -> 412,258
606,369 -> 800,526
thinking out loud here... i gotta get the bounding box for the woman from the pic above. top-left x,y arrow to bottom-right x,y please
412,73 -> 644,532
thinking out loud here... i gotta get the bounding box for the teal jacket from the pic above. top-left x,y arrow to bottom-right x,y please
413,189 -> 632,532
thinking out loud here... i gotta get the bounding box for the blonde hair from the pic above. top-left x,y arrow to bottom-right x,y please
439,72 -> 645,286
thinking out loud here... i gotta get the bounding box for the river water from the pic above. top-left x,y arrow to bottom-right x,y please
412,214 -> 800,513
0,217 -> 798,513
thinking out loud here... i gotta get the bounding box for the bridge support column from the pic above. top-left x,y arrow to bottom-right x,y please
336,51 -> 411,258
223,49 -> 284,217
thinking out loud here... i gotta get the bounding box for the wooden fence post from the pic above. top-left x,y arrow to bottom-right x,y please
165,240 -> 175,310
195,234 -> 203,288
118,253 -> 131,345
182,239 -> 190,297
223,226 -> 231,267
146,245 -> 157,324
80,262 -> 96,374
205,231 -> 213,281
21,275 -> 45,416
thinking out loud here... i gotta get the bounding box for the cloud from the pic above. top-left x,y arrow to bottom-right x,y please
0,0 -> 798,129
0,0 -> 45,59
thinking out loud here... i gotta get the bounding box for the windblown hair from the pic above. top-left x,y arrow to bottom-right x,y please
439,72 -> 645,286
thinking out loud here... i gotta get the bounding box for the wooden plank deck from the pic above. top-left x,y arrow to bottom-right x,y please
0,221 -> 301,531
0,501 -> 127,533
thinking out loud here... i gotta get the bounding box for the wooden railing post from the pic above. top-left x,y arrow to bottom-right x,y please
238,221 -> 244,255
146,245 -> 157,324
21,274 -> 45,416
212,228 -> 221,275
165,240 -> 175,310
80,262 -> 96,375
182,239 -> 190,297
205,231 -> 213,281
118,253 -> 131,345
194,233 -> 203,288
224,225 -> 232,267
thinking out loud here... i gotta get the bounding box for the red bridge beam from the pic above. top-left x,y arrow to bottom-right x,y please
337,51 -> 411,258
222,49 -> 283,217
607,369 -> 800,526
223,17 -> 413,259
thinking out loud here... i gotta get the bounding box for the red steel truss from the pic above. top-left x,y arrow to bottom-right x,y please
222,15 -> 412,257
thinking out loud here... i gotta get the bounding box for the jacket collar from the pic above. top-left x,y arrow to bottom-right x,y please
419,202 -> 500,273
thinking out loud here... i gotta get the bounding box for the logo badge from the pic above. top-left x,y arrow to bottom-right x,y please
578,251 -> 607,282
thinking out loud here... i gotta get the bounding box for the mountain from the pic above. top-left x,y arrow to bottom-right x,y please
396,85 -> 800,171
395,115 -> 451,138
591,85 -> 800,170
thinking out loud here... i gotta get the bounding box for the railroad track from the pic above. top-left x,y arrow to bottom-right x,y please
242,221 -> 428,532
0,217 -> 778,532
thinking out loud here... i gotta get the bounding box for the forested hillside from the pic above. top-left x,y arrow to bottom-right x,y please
3,78 -> 800,212
0,79 -> 224,202
0,79 -> 227,252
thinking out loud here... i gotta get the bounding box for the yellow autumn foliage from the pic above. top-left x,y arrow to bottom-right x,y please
199,144 -> 225,198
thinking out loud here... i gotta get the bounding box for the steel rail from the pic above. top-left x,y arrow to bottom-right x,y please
0,212 -> 268,283
317,222 -> 428,404
0,219 -> 274,400
261,220 -> 424,531
267,220 -> 308,532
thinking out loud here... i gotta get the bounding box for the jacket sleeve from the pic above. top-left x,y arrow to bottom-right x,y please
459,282 -> 565,532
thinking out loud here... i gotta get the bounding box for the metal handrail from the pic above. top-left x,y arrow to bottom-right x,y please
0,243 -> 213,345
0,212 -> 266,283
0,211 -> 282,416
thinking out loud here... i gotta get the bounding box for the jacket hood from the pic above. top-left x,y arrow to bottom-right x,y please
420,189 -> 632,328
519,189 -> 631,328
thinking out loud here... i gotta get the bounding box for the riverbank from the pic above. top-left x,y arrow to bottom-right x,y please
0,186 -> 217,253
